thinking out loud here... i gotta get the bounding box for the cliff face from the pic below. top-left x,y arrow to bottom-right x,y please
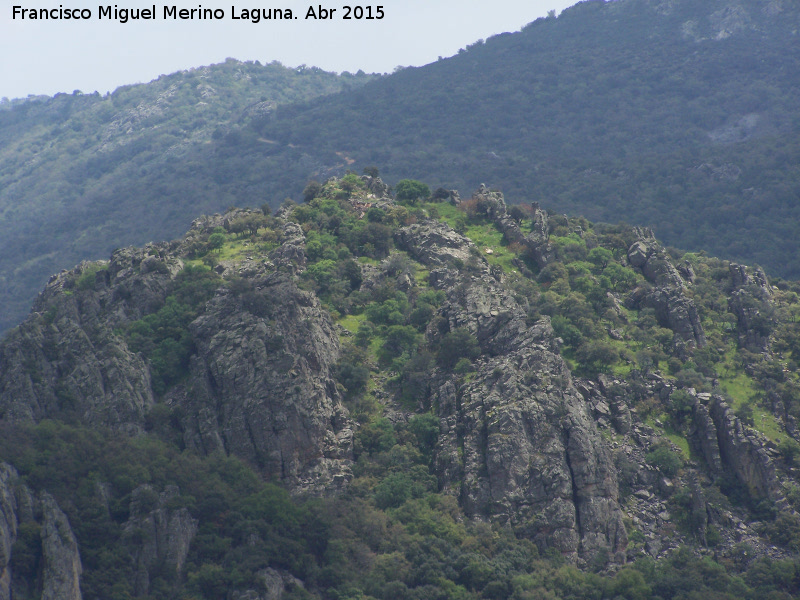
0,464 -> 18,600
397,220 -> 627,560
0,465 -> 83,600
0,216 -> 353,495
40,492 -> 83,600
173,274 -> 352,493
627,228 -> 706,350
123,485 -> 198,597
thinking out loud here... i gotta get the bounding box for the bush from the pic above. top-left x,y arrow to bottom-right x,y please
75,263 -> 107,291
394,179 -> 430,204
646,444 -> 683,478
437,328 -> 480,370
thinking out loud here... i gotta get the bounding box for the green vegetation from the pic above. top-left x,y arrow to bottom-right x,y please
0,59 -> 376,335
3,419 -> 800,600
124,265 -> 222,394
8,173 -> 800,598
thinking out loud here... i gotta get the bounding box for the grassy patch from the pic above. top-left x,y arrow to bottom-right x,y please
338,313 -> 366,334
717,353 -> 788,443
463,223 -> 517,273
645,415 -> 691,460
215,238 -> 250,262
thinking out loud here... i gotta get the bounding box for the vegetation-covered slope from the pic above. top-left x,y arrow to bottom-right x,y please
2,174 -> 800,599
0,59 -> 375,334
256,0 -> 800,274
3,0 -> 800,337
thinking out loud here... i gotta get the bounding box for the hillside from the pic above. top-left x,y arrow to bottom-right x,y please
0,60 -> 375,334
1,175 -> 800,599
255,0 -> 800,272
3,0 -> 799,338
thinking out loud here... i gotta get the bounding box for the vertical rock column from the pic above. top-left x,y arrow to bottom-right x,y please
40,492 -> 82,600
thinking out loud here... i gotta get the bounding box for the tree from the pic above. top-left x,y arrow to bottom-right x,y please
394,179 -> 430,204
208,233 -> 225,253
303,180 -> 322,203
588,247 -> 613,270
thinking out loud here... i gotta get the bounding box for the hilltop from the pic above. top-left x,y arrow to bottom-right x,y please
2,0 -> 800,336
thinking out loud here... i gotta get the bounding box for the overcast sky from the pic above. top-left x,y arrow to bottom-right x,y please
2,0 -> 578,99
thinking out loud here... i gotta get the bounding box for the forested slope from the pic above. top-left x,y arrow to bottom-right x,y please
2,0 -> 799,336
0,60 -> 375,333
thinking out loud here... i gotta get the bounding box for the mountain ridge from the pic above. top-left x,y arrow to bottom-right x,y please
2,0 -> 799,337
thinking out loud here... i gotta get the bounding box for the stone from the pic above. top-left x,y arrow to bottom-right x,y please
40,492 -> 83,600
400,218 -> 627,560
124,485 -> 198,597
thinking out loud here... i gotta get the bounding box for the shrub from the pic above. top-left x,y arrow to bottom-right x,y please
394,179 -> 430,204
646,444 -> 683,478
75,263 -> 107,291
437,328 -> 480,370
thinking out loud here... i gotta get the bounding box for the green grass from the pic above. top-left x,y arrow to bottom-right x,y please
338,313 -> 366,334
419,201 -> 521,273
717,350 -> 788,443
644,414 -> 691,459
216,238 -> 249,262
463,223 -> 517,273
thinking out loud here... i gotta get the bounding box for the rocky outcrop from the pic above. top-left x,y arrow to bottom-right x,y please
231,568 -> 306,600
173,274 -> 353,494
269,222 -> 307,273
626,228 -> 705,348
0,465 -> 19,600
394,220 -> 477,267
468,184 -> 553,268
690,400 -> 724,477
123,485 -> 198,596
362,175 -> 391,199
1,481 -> 84,600
728,263 -> 774,352
0,248 -> 172,432
40,492 -> 82,600
707,397 -> 790,511
0,215 -> 353,495
400,220 -> 627,561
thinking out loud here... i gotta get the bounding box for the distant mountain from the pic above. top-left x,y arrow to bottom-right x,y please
255,0 -> 800,273
3,0 -> 800,335
0,60 -> 376,333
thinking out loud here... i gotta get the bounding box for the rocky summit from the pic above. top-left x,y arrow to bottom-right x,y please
1,174 -> 800,598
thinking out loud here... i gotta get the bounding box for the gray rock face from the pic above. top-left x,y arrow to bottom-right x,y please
690,401 -> 724,477
469,185 -> 553,268
626,228 -> 705,348
707,397 -> 790,511
0,467 -> 86,600
394,221 -> 477,267
0,213 -> 353,494
269,222 -> 307,272
231,568 -> 306,600
124,485 -> 198,597
0,465 -> 19,600
175,275 -> 353,493
0,250 -> 168,432
728,263 -> 774,352
40,492 -> 82,600
401,220 -> 627,560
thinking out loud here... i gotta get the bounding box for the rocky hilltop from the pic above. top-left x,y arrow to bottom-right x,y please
1,175 -> 800,598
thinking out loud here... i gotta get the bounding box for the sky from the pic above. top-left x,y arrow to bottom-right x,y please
1,0 -> 578,100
